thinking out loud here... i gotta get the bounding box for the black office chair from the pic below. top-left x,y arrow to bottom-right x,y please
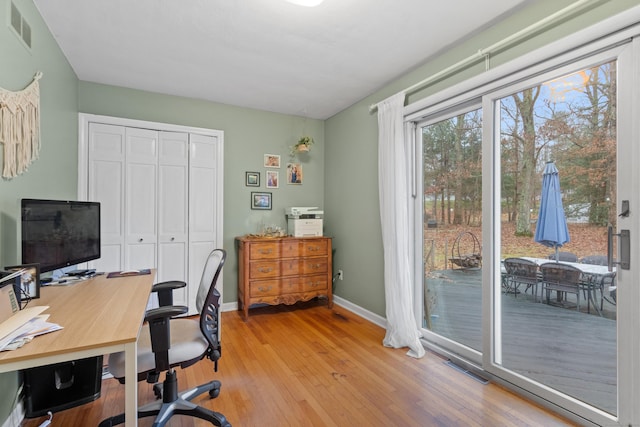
100,249 -> 231,427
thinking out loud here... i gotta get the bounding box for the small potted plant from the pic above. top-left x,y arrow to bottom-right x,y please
291,136 -> 314,155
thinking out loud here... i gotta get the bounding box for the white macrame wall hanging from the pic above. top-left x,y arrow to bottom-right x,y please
0,71 -> 43,179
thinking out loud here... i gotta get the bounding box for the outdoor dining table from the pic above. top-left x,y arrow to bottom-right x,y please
520,257 -> 615,315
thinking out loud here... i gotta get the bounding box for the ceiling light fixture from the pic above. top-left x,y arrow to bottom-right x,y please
286,0 -> 324,7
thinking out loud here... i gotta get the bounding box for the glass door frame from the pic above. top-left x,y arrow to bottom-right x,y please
410,24 -> 640,427
482,44 -> 630,426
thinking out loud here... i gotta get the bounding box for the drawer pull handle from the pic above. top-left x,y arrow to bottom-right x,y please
259,248 -> 273,254
308,246 -> 319,251
258,286 -> 273,292
258,267 -> 273,273
311,264 -> 322,269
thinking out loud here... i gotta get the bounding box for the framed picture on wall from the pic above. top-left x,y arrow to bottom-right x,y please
251,192 -> 272,210
266,170 -> 279,189
4,263 -> 40,300
245,171 -> 260,187
264,154 -> 281,168
286,163 -> 303,184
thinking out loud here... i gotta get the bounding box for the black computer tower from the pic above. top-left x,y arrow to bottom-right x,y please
22,355 -> 103,417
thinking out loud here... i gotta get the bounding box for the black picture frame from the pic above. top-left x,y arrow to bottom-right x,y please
251,192 -> 272,210
4,263 -> 40,300
246,171 -> 260,187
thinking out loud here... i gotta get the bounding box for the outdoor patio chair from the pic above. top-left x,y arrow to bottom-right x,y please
548,251 -> 578,262
540,262 -> 583,311
581,255 -> 608,266
503,258 -> 539,300
593,271 -> 617,312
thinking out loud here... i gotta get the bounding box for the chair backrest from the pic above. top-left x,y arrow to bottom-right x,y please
504,258 -> 538,279
548,251 -> 578,262
581,255 -> 608,266
195,249 -> 226,363
540,262 -> 582,284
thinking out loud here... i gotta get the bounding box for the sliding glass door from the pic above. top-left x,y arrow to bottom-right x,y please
492,58 -> 618,416
416,38 -> 640,426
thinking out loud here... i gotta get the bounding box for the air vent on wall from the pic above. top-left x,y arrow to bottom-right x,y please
9,1 -> 31,49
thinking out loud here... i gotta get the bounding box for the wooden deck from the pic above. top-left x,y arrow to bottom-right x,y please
426,268 -> 616,415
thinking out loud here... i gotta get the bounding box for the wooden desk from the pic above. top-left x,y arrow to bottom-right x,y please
0,272 -> 154,426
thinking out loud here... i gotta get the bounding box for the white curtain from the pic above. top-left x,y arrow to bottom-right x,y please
377,93 -> 425,359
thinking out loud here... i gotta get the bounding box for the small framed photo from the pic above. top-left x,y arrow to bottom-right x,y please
246,171 -> 260,187
251,192 -> 272,210
4,263 -> 40,300
266,170 -> 279,189
264,154 -> 281,168
287,163 -> 303,184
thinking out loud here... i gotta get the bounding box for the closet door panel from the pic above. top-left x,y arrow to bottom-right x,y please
125,128 -> 158,270
88,123 -> 125,272
188,134 -> 218,313
158,132 -> 189,306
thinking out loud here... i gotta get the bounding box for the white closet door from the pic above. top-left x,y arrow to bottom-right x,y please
125,128 -> 158,270
87,123 -> 125,273
188,133 -> 219,313
158,131 -> 189,306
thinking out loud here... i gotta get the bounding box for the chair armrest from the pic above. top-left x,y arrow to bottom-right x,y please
144,305 -> 188,372
152,280 -> 187,307
145,305 -> 188,322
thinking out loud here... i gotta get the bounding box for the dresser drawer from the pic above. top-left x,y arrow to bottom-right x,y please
302,257 -> 328,275
281,258 -> 301,276
250,280 -> 281,297
301,274 -> 327,292
249,242 -> 280,259
302,239 -> 328,257
250,261 -> 280,279
281,240 -> 300,257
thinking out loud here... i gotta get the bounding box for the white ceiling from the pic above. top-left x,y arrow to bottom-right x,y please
33,0 -> 529,120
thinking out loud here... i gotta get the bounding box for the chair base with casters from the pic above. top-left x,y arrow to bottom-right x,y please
100,249 -> 231,427
98,369 -> 228,427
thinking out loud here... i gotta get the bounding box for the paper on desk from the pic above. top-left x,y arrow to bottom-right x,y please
0,306 -> 49,351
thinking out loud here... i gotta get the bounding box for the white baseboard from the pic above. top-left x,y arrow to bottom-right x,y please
332,295 -> 387,329
221,297 -> 387,330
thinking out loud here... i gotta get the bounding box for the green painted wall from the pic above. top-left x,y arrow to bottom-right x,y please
324,0 -> 639,317
77,82 -> 325,303
0,0 -> 79,422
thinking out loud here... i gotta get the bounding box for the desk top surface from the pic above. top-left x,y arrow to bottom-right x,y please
0,271 -> 154,366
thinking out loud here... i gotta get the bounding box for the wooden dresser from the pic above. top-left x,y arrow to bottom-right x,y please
236,236 -> 333,320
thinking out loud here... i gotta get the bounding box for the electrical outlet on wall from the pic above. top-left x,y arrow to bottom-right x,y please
337,269 -> 344,280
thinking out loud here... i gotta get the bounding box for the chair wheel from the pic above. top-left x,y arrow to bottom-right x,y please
209,387 -> 220,398
153,383 -> 162,399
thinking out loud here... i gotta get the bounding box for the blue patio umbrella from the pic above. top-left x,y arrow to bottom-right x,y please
534,161 -> 570,261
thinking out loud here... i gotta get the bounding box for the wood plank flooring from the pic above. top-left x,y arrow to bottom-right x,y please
21,301 -> 577,426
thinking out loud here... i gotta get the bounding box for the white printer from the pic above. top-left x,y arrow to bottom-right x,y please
286,207 -> 323,237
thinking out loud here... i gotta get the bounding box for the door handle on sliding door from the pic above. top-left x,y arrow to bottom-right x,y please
608,225 -> 630,271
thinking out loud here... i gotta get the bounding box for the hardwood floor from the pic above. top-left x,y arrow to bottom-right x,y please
21,301 -> 577,426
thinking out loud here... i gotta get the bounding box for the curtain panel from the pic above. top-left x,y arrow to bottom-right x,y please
377,93 -> 425,358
